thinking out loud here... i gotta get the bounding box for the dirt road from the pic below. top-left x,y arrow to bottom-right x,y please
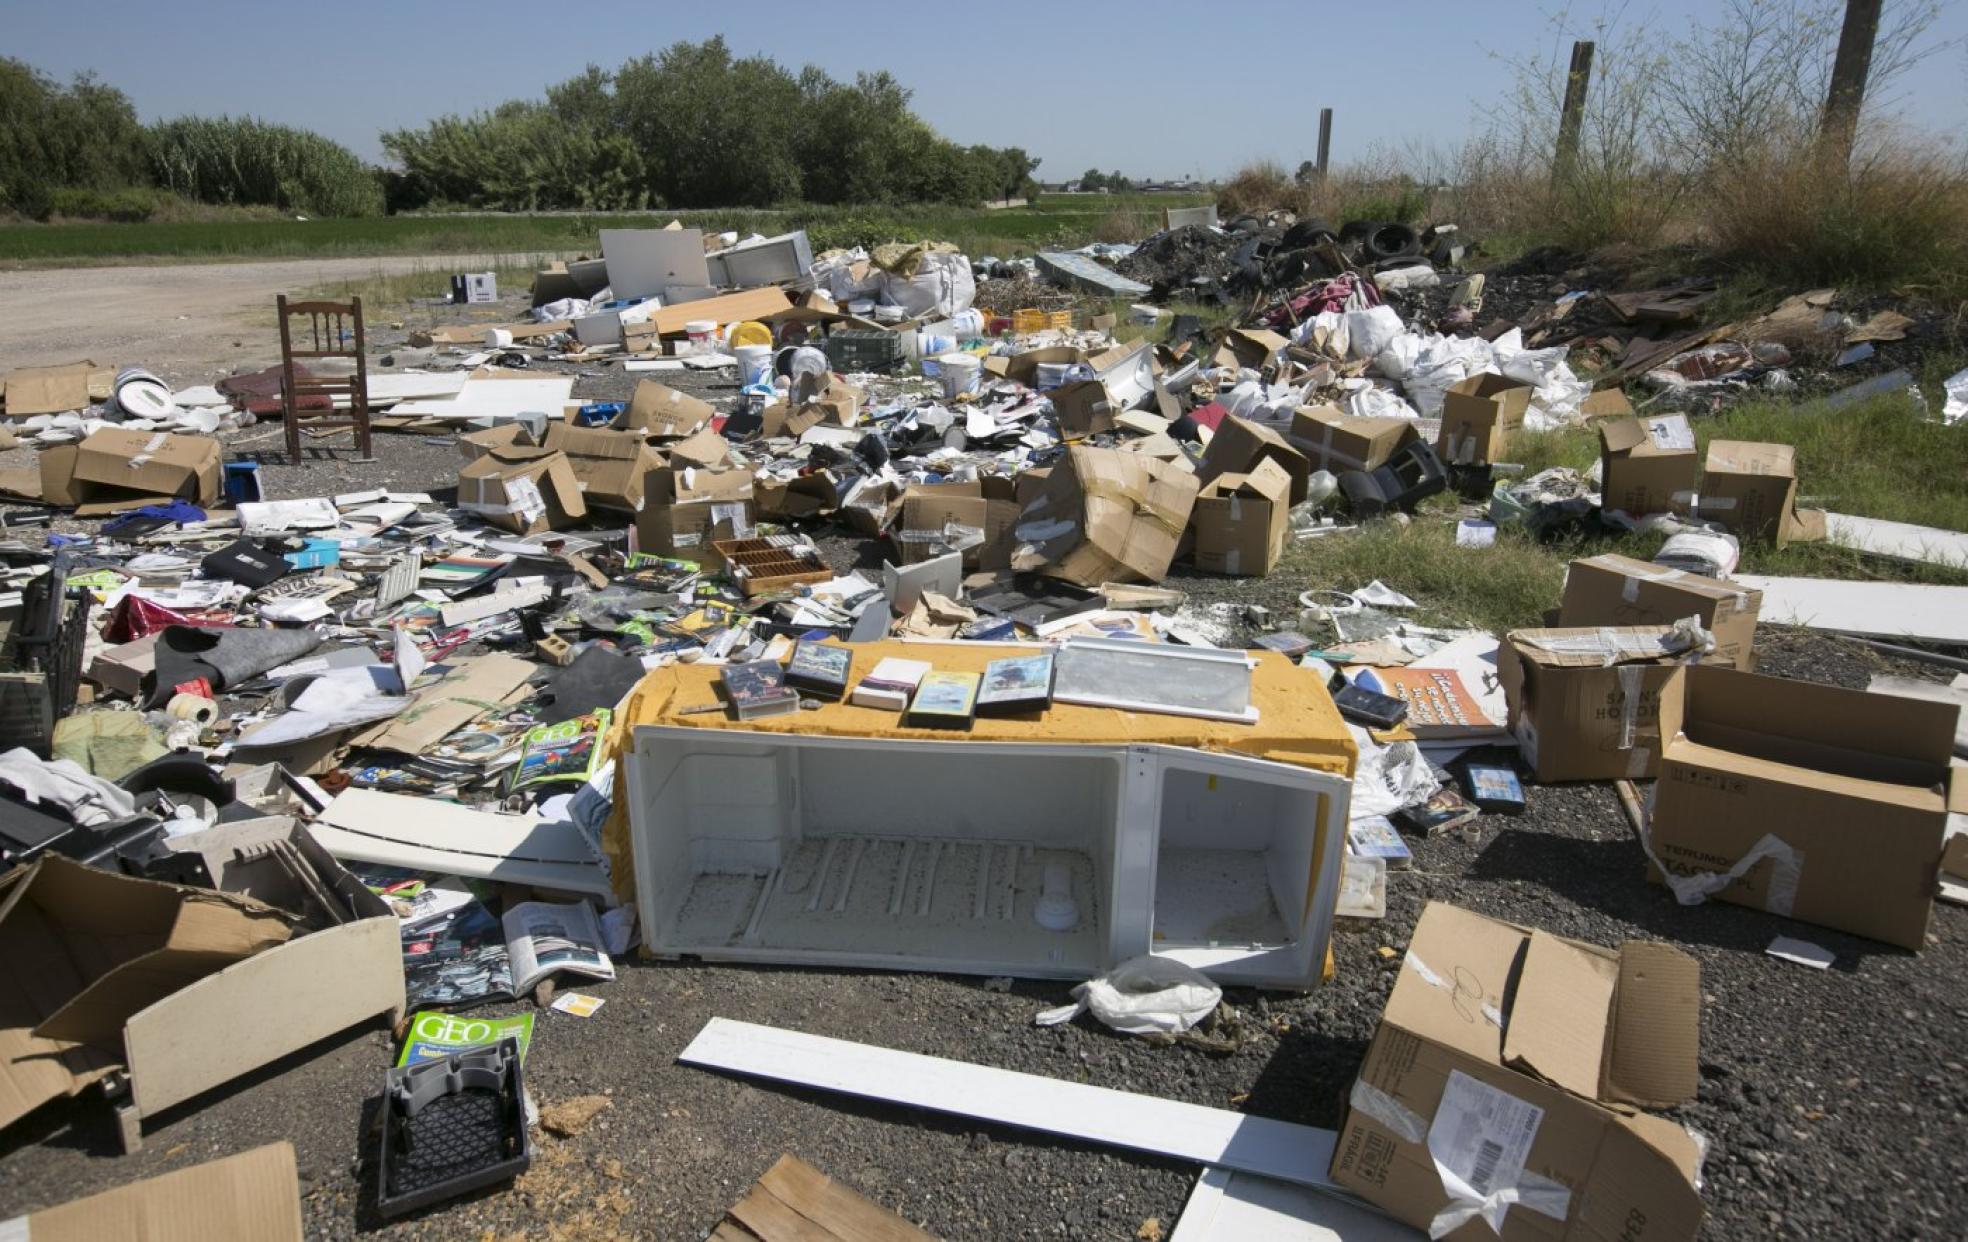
0,254 -> 530,380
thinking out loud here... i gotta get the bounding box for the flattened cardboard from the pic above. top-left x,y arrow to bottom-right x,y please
455,445 -> 588,535
1648,664 -> 1954,949
1288,405 -> 1419,473
71,429 -> 222,506
1329,902 -> 1703,1242
1598,415 -> 1696,518
1437,373 -> 1531,465
3,361 -> 95,416
1558,553 -> 1762,670
1191,458 -> 1291,577
0,857 -> 295,1133
8,1141 -> 304,1241
1193,415 -> 1311,506
623,381 -> 715,438
354,652 -> 535,755
1698,439 -> 1823,548
1498,625 -> 1693,782
1014,445 -> 1200,587
543,423 -> 663,513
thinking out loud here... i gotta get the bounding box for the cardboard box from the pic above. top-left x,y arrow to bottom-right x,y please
0,856 -> 296,1135
455,445 -> 587,535
1194,414 -> 1311,506
1191,457 -> 1292,576
1557,554 -> 1762,671
456,423 -> 536,462
1696,440 -> 1823,548
1647,665 -> 1957,949
1213,328 -> 1293,372
70,429 -> 222,506
1330,902 -> 1704,1242
37,444 -> 81,507
635,466 -> 755,555
1498,626 -> 1699,782
2,361 -> 95,416
983,345 -> 1088,387
664,425 -> 732,470
1013,445 -> 1200,586
543,423 -> 663,513
1437,373 -> 1532,465
622,381 -> 715,438
1598,415 -> 1696,518
756,470 -> 846,522
86,633 -> 160,698
1288,404 -> 1421,473
894,481 -> 1019,572
4,1141 -> 304,1240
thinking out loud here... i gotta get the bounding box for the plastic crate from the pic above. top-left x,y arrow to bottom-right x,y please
1013,308 -> 1074,333
0,561 -> 91,757
822,330 -> 904,374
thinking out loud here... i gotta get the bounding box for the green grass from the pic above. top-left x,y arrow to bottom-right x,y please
1281,384 -> 1968,636
0,193 -> 1210,267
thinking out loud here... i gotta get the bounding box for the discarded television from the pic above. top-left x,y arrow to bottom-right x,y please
625,727 -> 1350,988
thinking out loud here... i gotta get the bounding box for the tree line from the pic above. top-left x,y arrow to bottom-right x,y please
0,39 -> 1039,221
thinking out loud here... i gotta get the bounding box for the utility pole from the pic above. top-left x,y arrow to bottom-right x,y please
1552,40 -> 1595,186
1315,109 -> 1333,179
1820,0 -> 1881,168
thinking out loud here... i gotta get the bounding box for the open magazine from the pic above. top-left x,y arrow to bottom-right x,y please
502,899 -> 617,996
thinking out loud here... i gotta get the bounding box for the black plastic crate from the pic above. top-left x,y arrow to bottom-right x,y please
0,559 -> 91,757
822,330 -> 904,375
376,1038 -> 531,1217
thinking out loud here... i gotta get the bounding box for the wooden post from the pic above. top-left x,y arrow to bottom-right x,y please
1315,108 -> 1333,179
1820,0 -> 1881,168
1552,40 -> 1595,186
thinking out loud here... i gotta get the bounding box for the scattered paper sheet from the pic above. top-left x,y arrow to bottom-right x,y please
1766,936 -> 1834,969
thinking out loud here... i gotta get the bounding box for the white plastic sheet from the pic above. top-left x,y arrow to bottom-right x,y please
1034,955 -> 1222,1034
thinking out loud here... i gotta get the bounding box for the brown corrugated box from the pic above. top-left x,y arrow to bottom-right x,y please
543,423 -> 663,513
1331,901 -> 1704,1242
1498,625 -> 1700,782
1437,373 -> 1532,465
456,423 -> 535,462
71,429 -> 222,507
7,1141 -> 304,1241
1194,414 -> 1311,506
1598,415 -> 1697,518
635,465 -> 755,555
1557,554 -> 1761,670
1012,445 -> 1199,586
1696,440 -> 1824,548
622,380 -> 715,437
1646,665 -> 1956,949
1288,405 -> 1420,473
455,445 -> 587,535
1190,457 -> 1292,576
893,481 -> 1019,571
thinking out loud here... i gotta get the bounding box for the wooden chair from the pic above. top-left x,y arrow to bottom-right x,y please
276,294 -> 374,462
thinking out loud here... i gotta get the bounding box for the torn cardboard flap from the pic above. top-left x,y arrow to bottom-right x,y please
623,380 -> 715,437
9,1140 -> 305,1242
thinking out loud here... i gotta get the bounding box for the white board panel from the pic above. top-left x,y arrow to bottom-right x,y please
1171,1168 -> 1419,1242
678,1018 -> 1341,1191
389,377 -> 574,420
1733,575 -> 1968,643
1825,512 -> 1968,570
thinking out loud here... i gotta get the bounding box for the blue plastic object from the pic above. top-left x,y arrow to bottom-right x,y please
223,461 -> 264,504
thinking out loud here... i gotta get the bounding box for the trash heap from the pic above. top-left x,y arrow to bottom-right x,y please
0,213 -> 1964,1240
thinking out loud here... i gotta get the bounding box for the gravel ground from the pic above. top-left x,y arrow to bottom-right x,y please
0,292 -> 1963,1241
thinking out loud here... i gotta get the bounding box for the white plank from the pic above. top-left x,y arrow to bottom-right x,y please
390,376 -> 574,419
1824,512 -> 1968,570
678,1018 -> 1341,1191
310,789 -> 609,897
1171,1168 -> 1419,1242
1733,575 -> 1968,643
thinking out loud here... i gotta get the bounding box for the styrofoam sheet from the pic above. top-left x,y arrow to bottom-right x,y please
1824,512 -> 1968,570
1171,1168 -> 1418,1242
389,376 -> 574,420
679,1018 -> 1342,1191
1732,575 -> 1968,643
311,788 -> 609,897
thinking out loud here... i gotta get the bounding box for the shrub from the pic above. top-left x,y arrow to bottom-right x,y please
146,116 -> 383,217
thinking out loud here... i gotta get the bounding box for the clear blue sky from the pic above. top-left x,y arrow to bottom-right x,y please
10,0 -> 1966,179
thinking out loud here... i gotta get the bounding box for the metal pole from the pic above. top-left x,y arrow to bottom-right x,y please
1552,40 -> 1595,186
1315,108 -> 1333,179
1820,0 -> 1881,168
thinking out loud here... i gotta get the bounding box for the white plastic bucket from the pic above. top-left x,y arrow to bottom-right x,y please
484,328 -> 515,348
110,367 -> 175,419
685,319 -> 716,353
939,354 -> 982,399
735,344 -> 774,387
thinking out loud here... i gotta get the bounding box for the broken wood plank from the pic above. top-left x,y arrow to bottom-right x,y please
757,1156 -> 935,1242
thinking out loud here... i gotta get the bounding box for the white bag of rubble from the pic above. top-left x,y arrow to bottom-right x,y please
812,247 -> 881,304
1493,328 -> 1592,428
1034,955 -> 1221,1035
1376,332 -> 1497,418
1344,305 -> 1404,362
1344,383 -> 1421,422
880,250 -> 976,318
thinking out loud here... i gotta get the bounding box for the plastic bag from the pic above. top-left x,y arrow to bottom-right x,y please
1345,305 -> 1405,361
1034,955 -> 1222,1035
880,251 -> 976,318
